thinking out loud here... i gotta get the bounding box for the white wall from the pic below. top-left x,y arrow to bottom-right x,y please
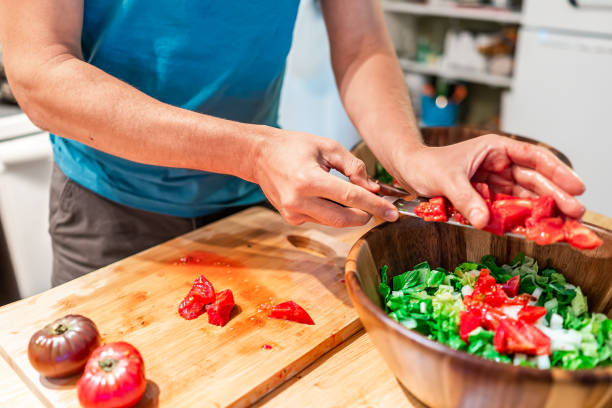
278,0 -> 360,151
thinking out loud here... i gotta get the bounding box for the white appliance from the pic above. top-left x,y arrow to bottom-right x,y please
502,0 -> 612,215
0,107 -> 53,298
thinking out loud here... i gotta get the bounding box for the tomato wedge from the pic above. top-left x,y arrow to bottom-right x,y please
517,306 -> 547,325
207,289 -> 235,327
269,301 -> 315,325
459,309 -> 482,341
564,220 -> 604,250
414,197 -> 448,222
178,294 -> 207,320
528,196 -> 556,224
494,319 -> 550,355
178,274 -> 216,320
501,275 -> 520,297
525,217 -> 565,245
190,275 -> 215,304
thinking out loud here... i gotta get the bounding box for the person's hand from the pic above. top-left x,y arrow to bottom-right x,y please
392,134 -> 585,229
253,129 -> 399,227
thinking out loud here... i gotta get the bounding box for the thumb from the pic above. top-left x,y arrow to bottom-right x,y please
444,176 -> 490,229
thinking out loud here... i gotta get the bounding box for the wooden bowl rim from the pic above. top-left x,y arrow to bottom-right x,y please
345,218 -> 612,381
350,125 -> 573,169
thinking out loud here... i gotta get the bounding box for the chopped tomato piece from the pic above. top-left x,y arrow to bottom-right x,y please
494,193 -> 516,201
491,198 -> 533,231
482,305 -> 507,330
178,295 -> 207,320
505,293 -> 534,306
517,306 -> 547,325
459,309 -> 482,341
207,289 -> 235,327
189,275 -> 216,304
269,301 -> 315,325
528,196 -> 556,224
471,269 -> 508,307
564,220 -> 604,250
525,217 -> 565,245
494,319 -> 550,355
414,197 -> 448,222
501,275 -> 520,297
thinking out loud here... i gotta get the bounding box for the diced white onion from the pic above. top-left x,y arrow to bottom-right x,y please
501,305 -> 523,320
513,353 -> 527,366
532,287 -> 543,299
461,285 -> 474,297
536,355 -> 551,370
391,291 -> 402,297
550,313 -> 564,330
539,326 -> 581,351
420,302 -> 427,314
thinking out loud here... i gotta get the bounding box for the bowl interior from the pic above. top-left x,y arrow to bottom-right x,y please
351,217 -> 612,321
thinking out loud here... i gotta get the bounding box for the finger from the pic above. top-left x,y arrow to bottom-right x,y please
511,184 -> 538,198
301,197 -> 372,228
503,140 -> 585,196
313,170 -> 399,222
323,142 -> 380,193
511,165 -> 585,218
444,174 -> 490,229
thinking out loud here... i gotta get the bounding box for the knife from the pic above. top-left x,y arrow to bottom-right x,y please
372,179 -> 525,238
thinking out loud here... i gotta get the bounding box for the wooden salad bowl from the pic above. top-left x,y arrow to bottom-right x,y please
346,127 -> 611,407
345,213 -> 612,408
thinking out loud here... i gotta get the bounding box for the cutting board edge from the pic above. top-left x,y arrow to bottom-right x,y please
231,318 -> 364,408
0,343 -> 54,408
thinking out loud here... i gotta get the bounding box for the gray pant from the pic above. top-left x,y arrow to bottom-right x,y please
49,164 -> 266,286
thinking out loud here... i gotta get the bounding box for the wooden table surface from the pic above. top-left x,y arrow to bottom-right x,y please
1,210 -> 610,408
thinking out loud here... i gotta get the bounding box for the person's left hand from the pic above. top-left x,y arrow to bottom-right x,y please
390,134 -> 585,229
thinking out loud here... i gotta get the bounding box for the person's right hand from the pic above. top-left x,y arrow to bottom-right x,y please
252,129 -> 399,227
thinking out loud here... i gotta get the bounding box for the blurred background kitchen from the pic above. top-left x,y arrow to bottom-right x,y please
1,0 -> 611,304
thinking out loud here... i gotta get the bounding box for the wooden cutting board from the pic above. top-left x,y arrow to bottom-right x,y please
0,207 -> 371,408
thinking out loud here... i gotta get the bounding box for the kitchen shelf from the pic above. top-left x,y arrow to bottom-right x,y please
382,1 -> 523,24
399,58 -> 513,88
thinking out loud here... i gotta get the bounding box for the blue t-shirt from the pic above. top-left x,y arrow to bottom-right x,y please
51,1 -> 300,217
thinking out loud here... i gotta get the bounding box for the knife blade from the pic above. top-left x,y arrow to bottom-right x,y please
372,179 -> 525,239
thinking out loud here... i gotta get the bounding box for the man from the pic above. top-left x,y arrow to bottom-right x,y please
0,1 -> 585,286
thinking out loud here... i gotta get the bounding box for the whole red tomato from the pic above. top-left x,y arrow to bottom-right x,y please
28,314 -> 101,378
77,342 -> 146,408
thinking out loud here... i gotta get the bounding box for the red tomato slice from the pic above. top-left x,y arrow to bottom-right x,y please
505,293 -> 534,306
501,275 -> 520,297
491,198 -> 533,230
269,301 -> 315,325
471,269 -> 508,307
493,193 -> 517,201
190,275 -> 216,304
459,309 -> 483,341
564,220 -> 604,250
528,196 -> 556,224
517,306 -> 547,325
414,197 -> 449,222
494,319 -> 550,355
178,294 -> 207,320
207,289 -> 235,327
525,217 -> 565,245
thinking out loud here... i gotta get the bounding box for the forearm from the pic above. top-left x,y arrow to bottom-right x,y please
10,56 -> 266,182
322,0 -> 422,180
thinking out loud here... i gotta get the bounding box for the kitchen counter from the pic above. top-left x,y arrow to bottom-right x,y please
1,208 -> 609,408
